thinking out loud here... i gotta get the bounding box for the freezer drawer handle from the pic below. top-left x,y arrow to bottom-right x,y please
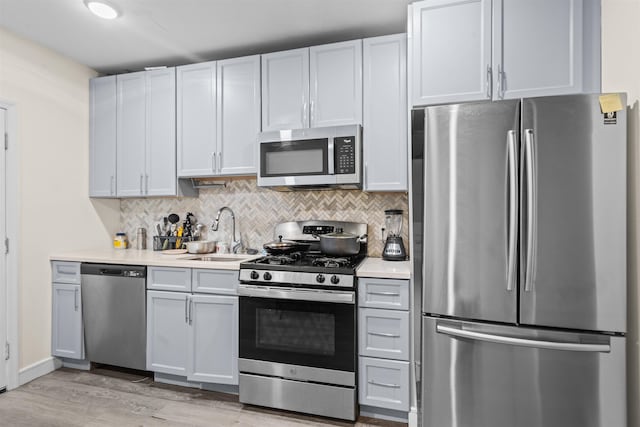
436,325 -> 610,353
368,380 -> 401,389
368,331 -> 401,338
367,291 -> 400,297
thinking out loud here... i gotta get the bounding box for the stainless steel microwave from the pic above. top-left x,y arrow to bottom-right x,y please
257,125 -> 362,190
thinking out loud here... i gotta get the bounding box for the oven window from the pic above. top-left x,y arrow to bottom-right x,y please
260,138 -> 328,177
239,296 -> 355,373
257,308 -> 335,355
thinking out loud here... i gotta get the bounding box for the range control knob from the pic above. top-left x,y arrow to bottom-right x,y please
250,271 -> 259,280
330,275 -> 340,285
316,274 -> 325,283
263,272 -> 272,281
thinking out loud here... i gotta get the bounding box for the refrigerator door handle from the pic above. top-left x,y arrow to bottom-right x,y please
524,129 -> 537,292
436,324 -> 610,353
506,130 -> 518,291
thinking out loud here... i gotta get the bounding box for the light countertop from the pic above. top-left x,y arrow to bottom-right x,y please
50,248 -> 259,270
356,257 -> 411,279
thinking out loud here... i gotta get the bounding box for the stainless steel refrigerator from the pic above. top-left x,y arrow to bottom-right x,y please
413,94 -> 627,427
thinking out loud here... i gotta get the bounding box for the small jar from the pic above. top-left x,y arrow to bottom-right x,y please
215,242 -> 230,254
113,232 -> 129,249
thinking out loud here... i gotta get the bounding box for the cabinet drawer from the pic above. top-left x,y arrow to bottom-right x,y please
359,356 -> 409,411
359,308 -> 409,360
358,278 -> 409,310
147,266 -> 192,292
52,261 -> 81,284
192,269 -> 238,295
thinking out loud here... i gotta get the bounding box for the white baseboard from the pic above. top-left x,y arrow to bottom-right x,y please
18,357 -> 62,386
408,408 -> 418,427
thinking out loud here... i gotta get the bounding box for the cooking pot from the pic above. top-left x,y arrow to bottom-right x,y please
263,235 -> 311,255
319,228 -> 367,257
185,240 -> 217,254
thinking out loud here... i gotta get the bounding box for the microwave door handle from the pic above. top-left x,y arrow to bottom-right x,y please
327,139 -> 334,174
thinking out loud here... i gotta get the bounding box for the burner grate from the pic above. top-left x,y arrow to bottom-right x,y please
311,257 -> 351,268
262,252 -> 303,265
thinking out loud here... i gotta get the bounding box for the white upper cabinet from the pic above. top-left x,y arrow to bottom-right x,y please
411,0 -> 598,106
494,0 -> 583,99
116,68 -> 179,197
363,34 -> 408,192
176,61 -> 217,177
217,55 -> 261,175
177,55 -> 261,177
411,0 -> 492,106
89,75 -> 117,197
116,71 -> 147,197
262,40 -> 363,131
261,48 -> 309,131
309,40 -> 363,127
146,68 -> 177,195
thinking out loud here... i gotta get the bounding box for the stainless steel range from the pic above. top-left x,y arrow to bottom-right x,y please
238,220 -> 367,421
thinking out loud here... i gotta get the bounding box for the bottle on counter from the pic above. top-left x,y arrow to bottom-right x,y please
113,232 -> 129,249
136,227 -> 147,250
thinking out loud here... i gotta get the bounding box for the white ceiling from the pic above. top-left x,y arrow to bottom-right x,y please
0,0 -> 409,75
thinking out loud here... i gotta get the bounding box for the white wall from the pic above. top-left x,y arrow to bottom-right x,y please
601,2 -> 640,426
0,27 -> 120,370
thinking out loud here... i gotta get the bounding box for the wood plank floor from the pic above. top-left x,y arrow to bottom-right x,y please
0,367 -> 407,427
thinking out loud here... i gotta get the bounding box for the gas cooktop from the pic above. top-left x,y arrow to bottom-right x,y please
240,252 -> 366,275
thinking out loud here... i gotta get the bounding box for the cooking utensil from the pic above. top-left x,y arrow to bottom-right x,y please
263,235 -> 311,255
168,213 -> 180,225
185,240 -> 217,254
156,224 -> 162,237
318,228 -> 366,256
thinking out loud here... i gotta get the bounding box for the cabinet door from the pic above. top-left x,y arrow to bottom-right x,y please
217,55 -> 260,176
187,294 -> 238,385
116,72 -> 146,197
363,34 -> 407,192
146,68 -> 177,195
310,40 -> 362,127
146,291 -> 189,376
52,283 -> 83,359
494,0 -> 584,99
411,0 -> 492,106
261,48 -> 309,131
177,61 -> 218,177
89,76 -> 117,197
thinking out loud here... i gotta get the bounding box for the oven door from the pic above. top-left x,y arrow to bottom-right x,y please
238,286 -> 356,373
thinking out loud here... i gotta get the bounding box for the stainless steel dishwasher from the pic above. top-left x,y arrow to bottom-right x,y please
81,263 -> 146,370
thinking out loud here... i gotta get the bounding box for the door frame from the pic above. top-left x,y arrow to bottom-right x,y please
0,100 -> 20,390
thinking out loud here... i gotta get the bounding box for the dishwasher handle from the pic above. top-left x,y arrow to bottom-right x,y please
81,263 -> 146,278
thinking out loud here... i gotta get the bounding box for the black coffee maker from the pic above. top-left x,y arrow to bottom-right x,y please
382,209 -> 406,261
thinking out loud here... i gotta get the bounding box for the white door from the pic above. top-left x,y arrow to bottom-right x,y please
0,108 -> 6,389
89,76 -> 117,197
146,291 -> 189,376
261,48 -> 309,131
309,39 -> 363,127
494,0 -> 584,99
217,55 -> 261,176
116,72 -> 146,196
411,0 -> 492,106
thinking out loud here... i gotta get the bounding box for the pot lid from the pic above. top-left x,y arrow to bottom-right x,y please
322,228 -> 357,239
385,209 -> 403,215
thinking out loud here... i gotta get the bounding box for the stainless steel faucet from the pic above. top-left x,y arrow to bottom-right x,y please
211,206 -> 242,253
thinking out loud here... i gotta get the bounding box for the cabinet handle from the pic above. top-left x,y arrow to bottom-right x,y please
145,174 -> 149,195
368,380 -> 401,389
485,65 -> 492,98
188,298 -> 193,325
74,288 -> 79,311
367,291 -> 400,297
218,151 -> 222,173
302,102 -> 307,127
497,64 -> 505,99
212,153 -> 217,173
310,100 -> 315,126
110,175 -> 115,196
139,174 -> 144,195
363,162 -> 368,191
368,331 -> 400,338
185,297 -> 189,323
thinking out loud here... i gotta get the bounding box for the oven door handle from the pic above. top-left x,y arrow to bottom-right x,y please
238,285 -> 354,304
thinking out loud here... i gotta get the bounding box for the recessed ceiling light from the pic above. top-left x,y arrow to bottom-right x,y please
84,0 -> 120,20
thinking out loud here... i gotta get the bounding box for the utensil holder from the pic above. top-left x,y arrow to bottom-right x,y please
153,236 -> 194,251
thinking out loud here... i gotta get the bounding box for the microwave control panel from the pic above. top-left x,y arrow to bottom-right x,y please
334,136 -> 356,174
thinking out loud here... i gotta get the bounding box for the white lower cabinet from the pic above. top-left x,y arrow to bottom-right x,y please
146,267 -> 238,386
51,261 -> 84,360
51,283 -> 84,359
146,290 -> 189,376
358,277 -> 410,413
187,294 -> 238,385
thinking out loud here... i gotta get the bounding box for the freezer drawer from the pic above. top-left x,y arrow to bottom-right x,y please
421,316 -> 625,427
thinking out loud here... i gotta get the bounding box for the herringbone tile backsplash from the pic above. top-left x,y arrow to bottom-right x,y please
121,178 -> 409,257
